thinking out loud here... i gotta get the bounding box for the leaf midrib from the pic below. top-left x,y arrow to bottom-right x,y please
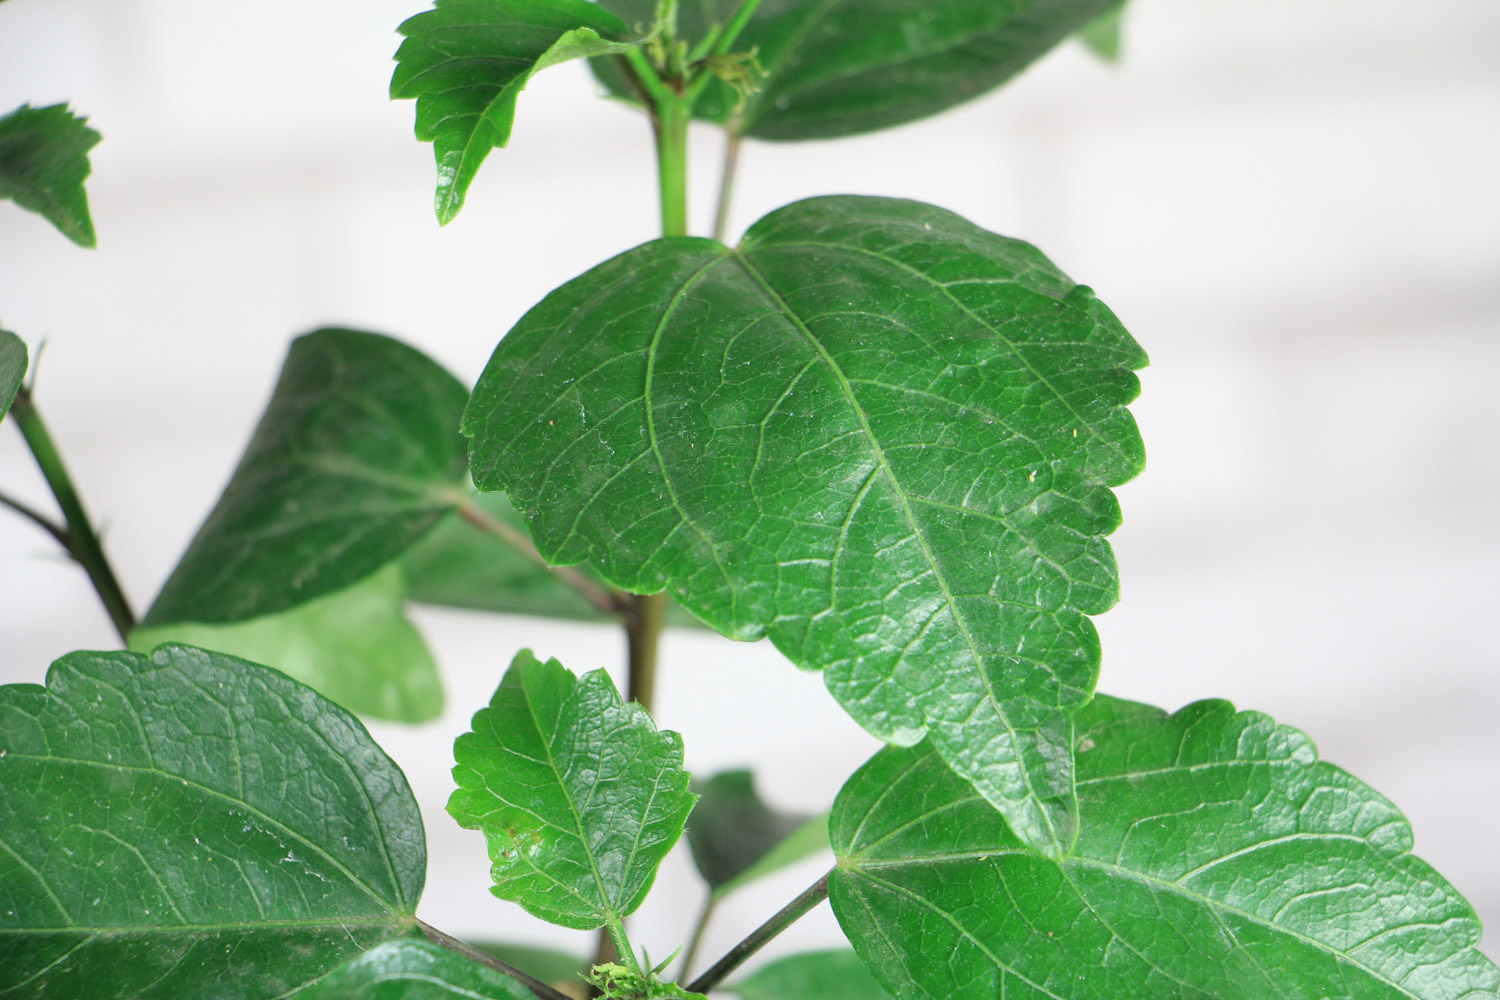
726,247 -> 1063,850
0,917 -> 413,935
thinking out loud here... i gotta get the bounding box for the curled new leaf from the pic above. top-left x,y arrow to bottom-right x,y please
0,103 -> 100,246
392,0 -> 637,223
830,696 -> 1500,1000
591,0 -> 1127,139
466,194 -> 1146,857
447,651 -> 697,929
0,645 -> 427,998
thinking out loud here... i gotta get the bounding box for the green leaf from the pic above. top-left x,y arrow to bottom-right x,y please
830,696 -> 1500,1000
402,489 -> 706,626
130,564 -> 443,723
473,942 -> 588,991
301,937 -> 536,1000
1078,3 -> 1125,62
731,950 -> 893,1000
391,0 -> 636,224
447,650 -> 696,930
687,769 -> 828,898
0,329 -> 25,422
143,328 -> 469,628
0,644 -> 427,998
466,195 -> 1146,857
592,0 -> 1126,140
0,103 -> 100,247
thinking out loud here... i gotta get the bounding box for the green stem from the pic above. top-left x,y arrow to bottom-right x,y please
606,917 -> 641,975
654,97 -> 691,238
685,871 -> 831,994
711,129 -> 742,243
678,893 -> 718,981
420,920 -> 575,1000
684,0 -> 764,106
625,591 -> 667,710
8,386 -> 136,642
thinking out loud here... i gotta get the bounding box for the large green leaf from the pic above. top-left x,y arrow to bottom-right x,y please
0,329 -> 25,422
0,103 -> 100,247
592,0 -> 1124,140
130,564 -> 443,723
731,950 -> 892,1000
301,937 -> 535,1000
466,195 -> 1146,857
447,651 -> 696,930
0,644 -> 427,998
474,942 -> 588,992
687,769 -> 828,898
831,696 -> 1500,1000
143,328 -> 469,628
392,0 -> 636,224
403,490 -> 705,628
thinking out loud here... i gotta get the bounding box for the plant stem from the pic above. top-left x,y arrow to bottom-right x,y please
654,97 -> 691,238
0,488 -> 70,549
711,129 -> 742,243
685,871 -> 831,995
624,591 -> 667,710
455,498 -> 628,619
8,386 -> 135,642
678,893 -> 718,980
607,917 -> 642,975
420,919 -> 576,1000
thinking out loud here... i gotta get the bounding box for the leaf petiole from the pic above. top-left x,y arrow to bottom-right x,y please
684,870 -> 831,994
419,919 -> 576,1000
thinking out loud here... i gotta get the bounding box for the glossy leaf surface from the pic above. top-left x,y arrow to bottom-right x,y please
144,328 -> 468,628
392,0 -> 634,223
0,329 -> 24,421
447,651 -> 696,929
687,769 -> 828,897
467,195 -> 1146,856
0,103 -> 100,246
593,0 -> 1124,140
130,565 -> 442,723
831,696 -> 1500,1000
301,937 -> 535,1000
732,950 -> 893,1000
0,645 -> 426,998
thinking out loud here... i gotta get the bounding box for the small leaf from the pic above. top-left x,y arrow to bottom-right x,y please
686,769 -> 828,898
830,696 -> 1500,1000
592,0 -> 1127,139
1078,3 -> 1126,62
130,564 -> 443,723
0,103 -> 100,246
0,329 -> 25,422
301,937 -> 536,1000
731,950 -> 893,1000
466,195 -> 1146,857
391,0 -> 636,224
143,328 -> 468,628
0,644 -> 427,997
447,650 -> 696,930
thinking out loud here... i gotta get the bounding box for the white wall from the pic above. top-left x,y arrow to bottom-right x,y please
3,0 -> 1498,975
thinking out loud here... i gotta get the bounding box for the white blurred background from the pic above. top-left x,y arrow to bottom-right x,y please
2,0 -> 1498,979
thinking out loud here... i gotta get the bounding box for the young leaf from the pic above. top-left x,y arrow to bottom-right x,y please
0,102 -> 101,247
129,564 -> 443,723
0,644 -> 427,998
0,329 -> 25,422
830,696 -> 1500,1000
300,937 -> 536,1000
447,650 -> 696,930
592,0 -> 1126,140
687,769 -> 828,898
392,0 -> 637,224
730,950 -> 893,1000
143,328 -> 469,628
466,195 -> 1146,857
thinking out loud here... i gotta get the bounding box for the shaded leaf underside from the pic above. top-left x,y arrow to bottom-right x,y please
831,696 -> 1500,1000
0,645 -> 426,998
466,195 -> 1145,856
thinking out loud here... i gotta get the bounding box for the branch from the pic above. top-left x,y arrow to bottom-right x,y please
685,871 -> 831,994
419,920 -> 577,1000
0,488 -> 71,549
